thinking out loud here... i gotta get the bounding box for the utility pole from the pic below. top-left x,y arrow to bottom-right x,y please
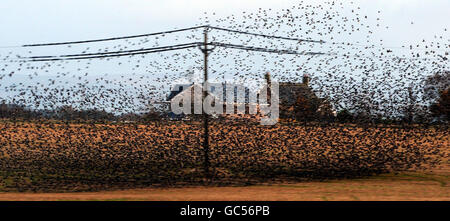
200,27 -> 211,177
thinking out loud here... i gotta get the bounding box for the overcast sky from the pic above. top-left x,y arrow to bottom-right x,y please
0,0 -> 449,47
0,0 -> 448,111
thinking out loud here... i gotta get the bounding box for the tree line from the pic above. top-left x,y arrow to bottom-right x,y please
1,71 -> 448,124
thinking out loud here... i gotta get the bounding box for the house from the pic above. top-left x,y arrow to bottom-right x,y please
165,73 -> 334,121
166,82 -> 254,120
263,72 -> 334,120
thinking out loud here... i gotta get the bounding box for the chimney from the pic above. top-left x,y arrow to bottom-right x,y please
265,72 -> 271,86
303,74 -> 310,86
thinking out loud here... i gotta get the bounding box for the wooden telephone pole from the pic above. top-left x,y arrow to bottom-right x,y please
200,27 -> 211,177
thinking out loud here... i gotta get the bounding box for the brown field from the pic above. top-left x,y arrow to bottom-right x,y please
0,171 -> 448,201
0,120 -> 448,200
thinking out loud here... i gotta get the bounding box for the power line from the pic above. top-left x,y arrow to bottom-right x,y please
0,23 -> 445,62
4,42 -> 445,63
211,42 -> 445,61
0,24 -> 447,54
6,43 -> 201,62
20,26 -> 207,47
1,25 -> 325,49
210,42 -> 325,55
208,26 -> 325,43
208,25 -> 448,52
26,42 -> 202,59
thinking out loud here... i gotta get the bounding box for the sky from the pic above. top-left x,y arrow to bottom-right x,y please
0,0 -> 449,47
0,0 -> 449,112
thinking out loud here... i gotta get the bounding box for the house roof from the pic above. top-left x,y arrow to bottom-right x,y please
167,83 -> 250,104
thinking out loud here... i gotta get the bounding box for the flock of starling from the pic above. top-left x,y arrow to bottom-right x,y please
0,121 -> 445,192
0,1 -> 448,192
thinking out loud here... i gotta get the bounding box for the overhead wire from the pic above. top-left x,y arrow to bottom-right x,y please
210,42 -> 325,55
5,43 -> 201,62
0,25 -> 446,62
21,26 -> 207,47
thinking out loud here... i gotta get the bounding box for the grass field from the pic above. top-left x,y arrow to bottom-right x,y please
0,120 -> 448,200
